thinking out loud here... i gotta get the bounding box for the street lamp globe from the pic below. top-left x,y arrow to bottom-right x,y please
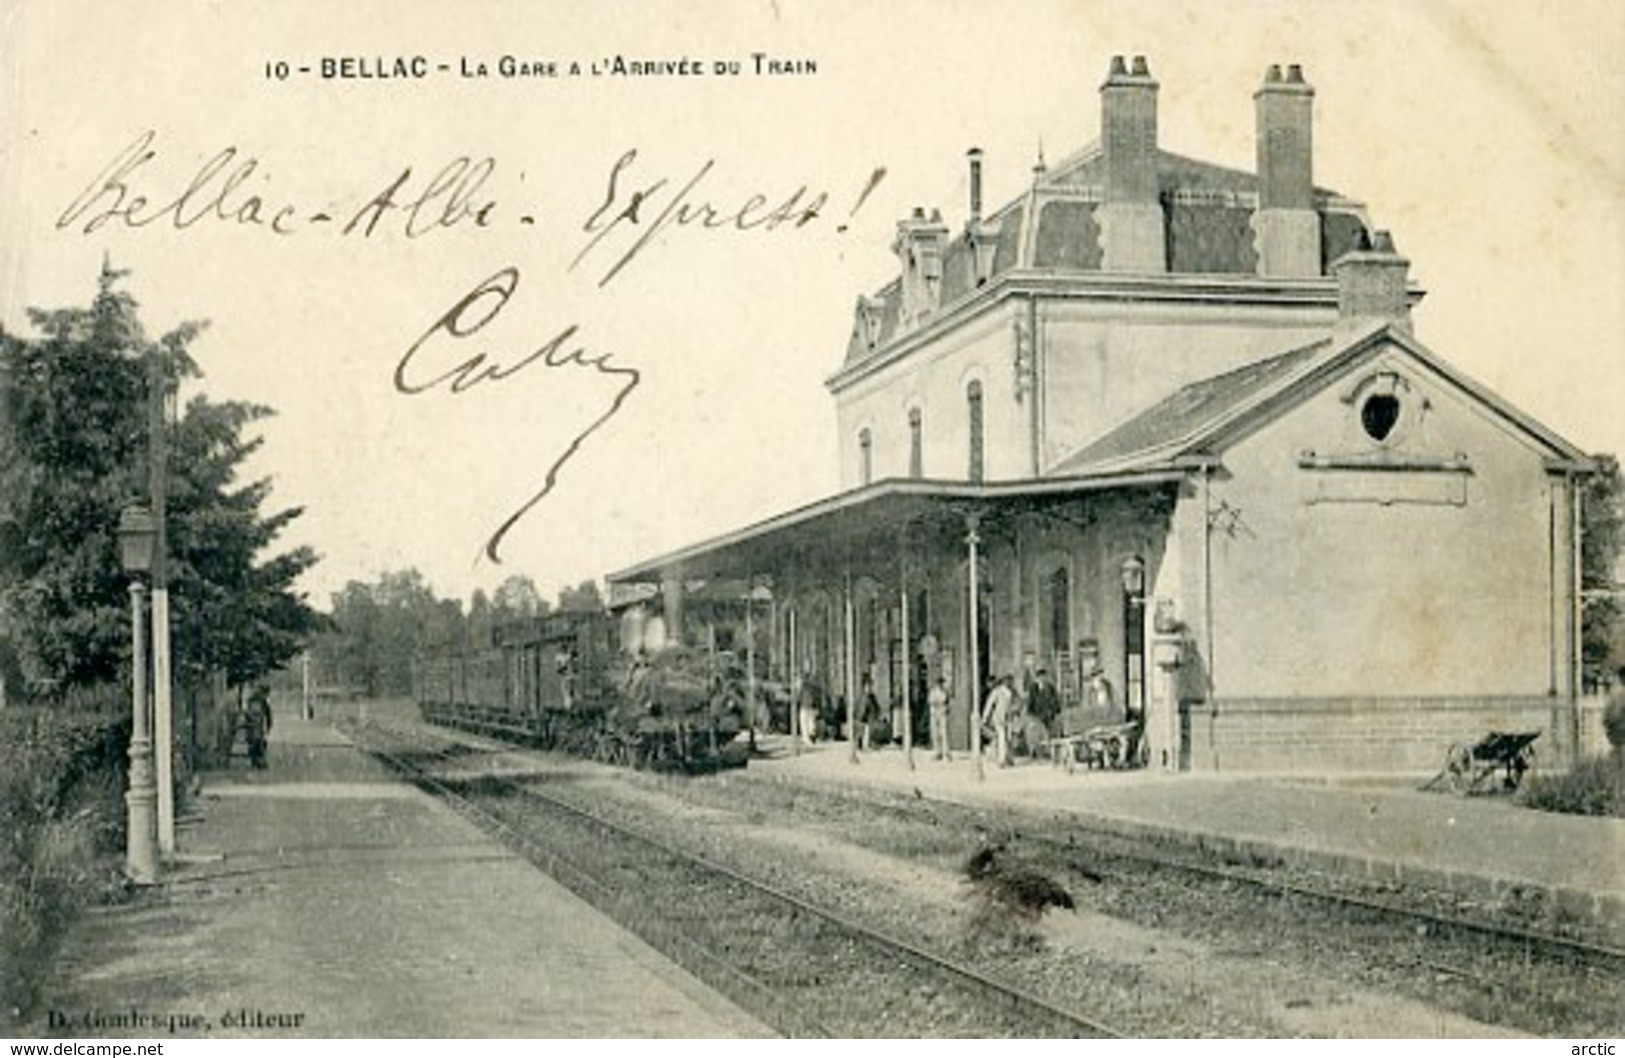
118,504 -> 156,575
1121,554 -> 1146,597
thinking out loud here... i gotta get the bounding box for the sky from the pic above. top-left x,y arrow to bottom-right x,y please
2,0 -> 1621,610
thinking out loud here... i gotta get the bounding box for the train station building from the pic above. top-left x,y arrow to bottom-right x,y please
608,56 -> 1594,774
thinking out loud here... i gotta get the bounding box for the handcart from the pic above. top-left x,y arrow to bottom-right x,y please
1422,730 -> 1539,795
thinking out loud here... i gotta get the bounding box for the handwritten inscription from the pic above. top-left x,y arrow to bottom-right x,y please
56,130 -> 302,235
572,148 -> 828,287
396,267 -> 640,562
55,131 -> 884,559
56,131 -> 499,240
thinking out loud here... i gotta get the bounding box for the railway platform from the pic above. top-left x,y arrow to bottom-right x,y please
26,706 -> 771,1039
753,736 -> 1625,946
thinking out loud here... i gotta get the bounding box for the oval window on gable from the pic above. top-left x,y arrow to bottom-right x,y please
1360,393 -> 1402,442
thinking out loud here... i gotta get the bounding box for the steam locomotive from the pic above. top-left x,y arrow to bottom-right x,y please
413,611 -> 751,772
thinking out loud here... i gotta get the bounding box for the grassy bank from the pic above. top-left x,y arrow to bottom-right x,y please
0,703 -> 129,1026
1519,754 -> 1625,817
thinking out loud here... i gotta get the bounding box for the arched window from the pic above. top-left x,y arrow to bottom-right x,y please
1040,566 -> 1074,704
908,407 -> 923,478
966,380 -> 984,482
858,428 -> 873,485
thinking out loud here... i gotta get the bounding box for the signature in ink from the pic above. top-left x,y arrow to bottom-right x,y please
395,266 -> 640,562
570,148 -> 834,287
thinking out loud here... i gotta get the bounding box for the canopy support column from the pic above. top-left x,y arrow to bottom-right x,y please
845,568 -> 858,764
967,512 -> 985,781
899,543 -> 914,771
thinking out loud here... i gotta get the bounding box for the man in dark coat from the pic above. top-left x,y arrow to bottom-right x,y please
246,684 -> 273,770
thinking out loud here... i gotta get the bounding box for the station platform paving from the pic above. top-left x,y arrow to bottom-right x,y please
749,736 -> 1625,946
28,708 -> 771,1039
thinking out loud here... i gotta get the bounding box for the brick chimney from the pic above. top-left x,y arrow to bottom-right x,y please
1332,230 -> 1413,332
1097,54 -> 1165,272
893,206 -> 949,330
1251,63 -> 1319,278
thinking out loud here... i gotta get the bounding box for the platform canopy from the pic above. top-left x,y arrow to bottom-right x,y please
607,469 -> 1184,588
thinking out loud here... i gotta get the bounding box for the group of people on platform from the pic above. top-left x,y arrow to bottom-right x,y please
967,666 -> 1123,767
787,664 -> 1128,767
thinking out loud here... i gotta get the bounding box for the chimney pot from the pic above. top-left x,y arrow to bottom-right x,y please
1130,55 -> 1149,77
1371,229 -> 1396,254
967,148 -> 984,222
1109,54 -> 1127,77
1286,63 -> 1304,83
1266,63 -> 1283,83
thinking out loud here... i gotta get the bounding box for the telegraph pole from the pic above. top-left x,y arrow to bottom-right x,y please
149,346 -> 175,856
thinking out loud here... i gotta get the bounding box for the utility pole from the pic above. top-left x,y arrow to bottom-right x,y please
149,346 -> 176,856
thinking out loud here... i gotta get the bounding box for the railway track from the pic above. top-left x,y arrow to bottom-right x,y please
341,717 -> 1123,1039
758,769 -> 1625,969
356,709 -> 1623,1035
757,770 -> 1625,968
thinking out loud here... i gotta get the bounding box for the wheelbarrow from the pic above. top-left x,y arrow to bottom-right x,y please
1422,730 -> 1540,795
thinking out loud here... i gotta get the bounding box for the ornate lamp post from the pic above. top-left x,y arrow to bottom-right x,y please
1121,555 -> 1147,722
118,503 -> 159,884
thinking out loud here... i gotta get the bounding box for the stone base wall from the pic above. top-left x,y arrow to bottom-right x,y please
1182,695 -> 1572,774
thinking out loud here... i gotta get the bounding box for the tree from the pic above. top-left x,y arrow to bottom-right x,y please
321,580 -> 382,695
556,579 -> 603,613
1581,453 -> 1623,690
0,267 -> 148,693
316,569 -> 463,697
465,589 -> 495,649
0,263 -> 319,701
493,574 -> 547,621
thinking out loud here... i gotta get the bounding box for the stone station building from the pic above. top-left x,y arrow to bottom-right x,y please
609,56 -> 1593,775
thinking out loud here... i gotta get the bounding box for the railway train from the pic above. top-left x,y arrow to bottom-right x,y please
413,610 -> 753,772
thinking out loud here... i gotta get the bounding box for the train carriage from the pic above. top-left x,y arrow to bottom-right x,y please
416,609 -> 748,772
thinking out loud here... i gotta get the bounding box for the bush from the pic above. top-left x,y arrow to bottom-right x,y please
0,704 -> 128,1026
1518,755 -> 1625,818
1603,693 -> 1625,749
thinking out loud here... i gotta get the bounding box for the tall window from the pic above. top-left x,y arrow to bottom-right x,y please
1042,566 -> 1075,704
966,380 -> 984,482
858,428 -> 873,485
908,407 -> 923,478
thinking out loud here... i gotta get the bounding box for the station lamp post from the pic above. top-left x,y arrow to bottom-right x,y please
118,503 -> 159,884
1121,555 -> 1147,722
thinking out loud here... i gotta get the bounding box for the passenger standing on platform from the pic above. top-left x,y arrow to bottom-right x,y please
246,683 -> 273,770
928,677 -> 951,761
1029,668 -> 1060,732
798,676 -> 822,744
1086,668 -> 1118,720
625,651 -> 652,712
982,674 -> 1015,767
858,674 -> 881,751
